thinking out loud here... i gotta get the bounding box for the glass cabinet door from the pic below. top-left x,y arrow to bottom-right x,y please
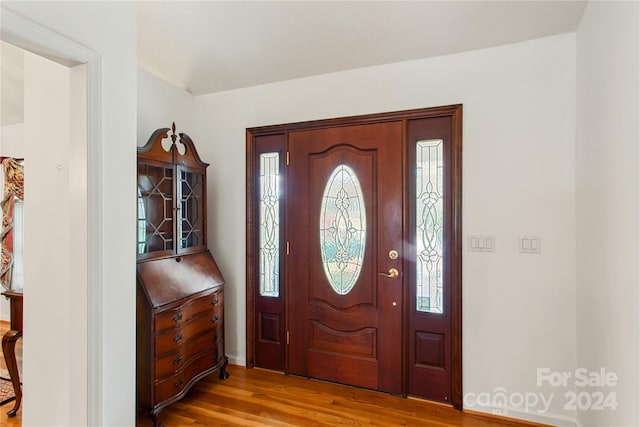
137,163 -> 174,257
177,166 -> 206,253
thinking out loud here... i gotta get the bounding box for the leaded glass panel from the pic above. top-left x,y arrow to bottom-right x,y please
320,164 -> 366,295
137,188 -> 146,254
137,164 -> 173,255
416,139 -> 444,313
179,169 -> 204,250
259,153 -> 280,298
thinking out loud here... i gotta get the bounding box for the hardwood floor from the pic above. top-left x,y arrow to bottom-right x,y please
0,327 -> 537,427
139,365 -> 539,427
0,403 -> 19,427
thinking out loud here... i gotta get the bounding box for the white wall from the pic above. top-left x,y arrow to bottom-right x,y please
21,51 -> 88,427
23,49 -> 72,425
2,2 -> 137,426
1,123 -> 24,157
576,2 -> 640,427
1,40 -> 24,127
138,68 -> 195,146
68,62 -> 88,427
194,34 -> 578,425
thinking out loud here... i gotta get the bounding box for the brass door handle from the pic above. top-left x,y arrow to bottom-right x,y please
378,268 -> 399,279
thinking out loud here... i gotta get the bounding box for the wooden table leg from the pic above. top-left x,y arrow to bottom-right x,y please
2,329 -> 22,417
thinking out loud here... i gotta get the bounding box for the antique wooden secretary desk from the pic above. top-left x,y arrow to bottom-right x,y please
136,124 -> 228,426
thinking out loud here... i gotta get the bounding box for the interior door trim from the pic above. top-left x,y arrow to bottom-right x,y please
246,105 -> 463,409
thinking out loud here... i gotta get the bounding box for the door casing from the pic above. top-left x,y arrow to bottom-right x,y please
246,105 -> 463,408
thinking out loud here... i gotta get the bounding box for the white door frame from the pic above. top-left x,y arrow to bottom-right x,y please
1,7 -> 103,425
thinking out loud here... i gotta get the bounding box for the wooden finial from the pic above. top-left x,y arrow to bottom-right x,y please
171,122 -> 177,144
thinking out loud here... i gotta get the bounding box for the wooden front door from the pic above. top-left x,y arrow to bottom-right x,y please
287,122 -> 403,393
246,105 -> 462,408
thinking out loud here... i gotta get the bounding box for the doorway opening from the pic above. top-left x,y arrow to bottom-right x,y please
246,106 -> 462,408
1,8 -> 97,425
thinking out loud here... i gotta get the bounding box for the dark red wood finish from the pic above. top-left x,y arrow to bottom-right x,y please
137,125 -> 209,261
406,116 -> 455,404
1,289 -> 23,417
246,105 -> 462,408
287,123 -> 403,393
248,134 -> 286,371
137,125 -> 228,427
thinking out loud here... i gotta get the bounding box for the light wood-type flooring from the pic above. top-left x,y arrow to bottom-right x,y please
0,321 -> 537,427
138,365 -> 540,427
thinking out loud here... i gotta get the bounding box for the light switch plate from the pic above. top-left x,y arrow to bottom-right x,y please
468,235 -> 495,252
520,235 -> 541,254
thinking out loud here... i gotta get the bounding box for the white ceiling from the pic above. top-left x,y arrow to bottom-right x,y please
0,1 -> 588,127
137,1 -> 587,96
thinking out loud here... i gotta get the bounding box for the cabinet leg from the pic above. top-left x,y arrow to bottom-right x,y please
2,329 -> 22,417
219,357 -> 230,380
150,410 -> 165,427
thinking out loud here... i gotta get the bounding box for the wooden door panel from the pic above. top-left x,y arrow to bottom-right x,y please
308,147 -> 377,309
308,349 -> 379,390
415,332 -> 445,369
288,122 -> 402,394
309,321 -> 376,357
308,303 -> 377,329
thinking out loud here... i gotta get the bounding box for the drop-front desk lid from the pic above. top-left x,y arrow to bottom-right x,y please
136,250 -> 225,309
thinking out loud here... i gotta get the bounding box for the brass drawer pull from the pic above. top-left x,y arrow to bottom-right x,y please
212,335 -> 218,342
173,312 -> 183,322
211,315 -> 219,323
173,354 -> 184,365
174,378 -> 184,388
173,332 -> 183,343
212,297 -> 219,305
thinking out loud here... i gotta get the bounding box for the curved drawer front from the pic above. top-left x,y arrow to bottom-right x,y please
212,308 -> 223,338
155,331 -> 219,379
155,313 -> 219,355
211,290 -> 223,314
154,349 -> 217,404
155,289 -> 222,333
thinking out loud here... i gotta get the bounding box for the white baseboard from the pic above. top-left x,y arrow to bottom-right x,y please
465,405 -> 581,427
227,353 -> 246,367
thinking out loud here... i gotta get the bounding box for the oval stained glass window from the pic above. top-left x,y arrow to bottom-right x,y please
320,164 -> 366,295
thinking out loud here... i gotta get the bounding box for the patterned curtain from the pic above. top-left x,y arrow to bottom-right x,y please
0,158 -> 24,289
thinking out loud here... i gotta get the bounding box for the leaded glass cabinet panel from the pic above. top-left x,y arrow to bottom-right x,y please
137,163 -> 174,258
177,167 -> 206,253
